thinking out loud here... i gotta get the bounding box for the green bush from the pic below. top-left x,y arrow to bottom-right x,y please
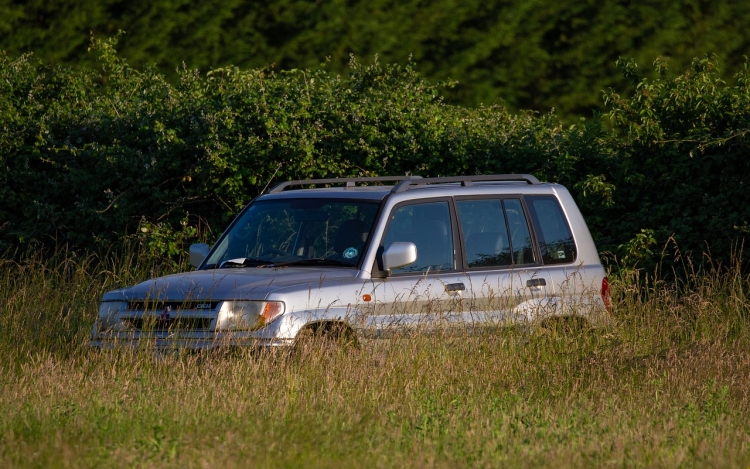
602,56 -> 750,268
0,36 -> 748,268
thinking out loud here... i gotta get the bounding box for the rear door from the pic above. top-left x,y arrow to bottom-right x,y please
455,196 -> 552,327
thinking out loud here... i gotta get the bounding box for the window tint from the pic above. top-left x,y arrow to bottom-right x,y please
456,198 -> 536,268
456,199 -> 511,267
503,199 -> 536,265
526,196 -> 577,265
382,201 -> 454,273
203,199 -> 379,268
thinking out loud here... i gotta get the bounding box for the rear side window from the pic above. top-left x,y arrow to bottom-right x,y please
456,197 -> 536,268
455,199 -> 511,267
526,195 -> 577,265
503,199 -> 535,265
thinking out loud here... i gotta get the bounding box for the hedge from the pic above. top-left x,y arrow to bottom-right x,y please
1,36 -> 748,269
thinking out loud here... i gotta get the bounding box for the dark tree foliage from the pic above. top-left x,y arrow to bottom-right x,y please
1,0 -> 749,119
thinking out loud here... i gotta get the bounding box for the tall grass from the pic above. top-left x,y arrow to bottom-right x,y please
0,245 -> 181,363
0,249 -> 748,468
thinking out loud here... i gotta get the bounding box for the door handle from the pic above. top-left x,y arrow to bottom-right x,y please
445,282 -> 466,292
526,278 -> 547,287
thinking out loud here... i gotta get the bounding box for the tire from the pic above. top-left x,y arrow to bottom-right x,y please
292,322 -> 359,358
538,315 -> 590,336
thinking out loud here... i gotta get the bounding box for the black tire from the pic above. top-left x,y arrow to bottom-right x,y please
538,315 -> 590,336
292,321 -> 359,358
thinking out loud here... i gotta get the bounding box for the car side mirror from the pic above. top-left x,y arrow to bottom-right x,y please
381,242 -> 417,276
189,243 -> 210,268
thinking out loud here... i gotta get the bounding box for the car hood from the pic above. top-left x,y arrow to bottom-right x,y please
101,267 -> 360,302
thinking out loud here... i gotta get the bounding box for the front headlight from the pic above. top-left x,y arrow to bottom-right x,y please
92,301 -> 127,337
216,301 -> 285,331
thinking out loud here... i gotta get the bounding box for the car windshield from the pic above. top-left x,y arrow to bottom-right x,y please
202,198 -> 381,269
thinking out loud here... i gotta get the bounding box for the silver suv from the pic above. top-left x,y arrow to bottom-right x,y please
91,175 -> 611,349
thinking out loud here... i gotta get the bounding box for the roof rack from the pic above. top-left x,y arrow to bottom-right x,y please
267,176 -> 423,193
391,174 -> 540,192
267,174 -> 541,194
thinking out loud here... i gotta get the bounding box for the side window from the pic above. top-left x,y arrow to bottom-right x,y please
526,195 -> 577,265
456,199 -> 511,267
503,199 -> 535,265
456,197 -> 536,268
382,201 -> 454,274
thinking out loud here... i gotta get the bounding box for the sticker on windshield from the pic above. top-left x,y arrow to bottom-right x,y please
343,247 -> 358,259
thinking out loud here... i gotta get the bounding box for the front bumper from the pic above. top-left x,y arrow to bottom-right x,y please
90,337 -> 295,350
90,308 -> 305,350
90,331 -> 295,350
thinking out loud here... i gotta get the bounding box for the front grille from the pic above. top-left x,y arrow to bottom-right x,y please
123,317 -> 214,332
127,301 -> 219,312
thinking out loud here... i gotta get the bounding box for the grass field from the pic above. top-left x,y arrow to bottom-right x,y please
0,251 -> 749,468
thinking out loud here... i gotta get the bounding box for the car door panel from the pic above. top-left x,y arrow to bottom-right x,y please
457,196 -> 555,327
357,198 -> 474,337
359,272 -> 472,337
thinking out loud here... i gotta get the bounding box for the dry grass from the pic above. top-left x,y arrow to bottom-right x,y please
0,251 -> 749,468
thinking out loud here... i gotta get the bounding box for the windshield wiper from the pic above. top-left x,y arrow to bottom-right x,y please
271,258 -> 356,268
220,257 -> 276,268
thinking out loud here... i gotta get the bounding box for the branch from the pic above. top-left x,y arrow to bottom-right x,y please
653,129 -> 750,150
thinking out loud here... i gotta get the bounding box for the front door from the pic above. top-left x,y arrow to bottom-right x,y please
361,199 -> 471,337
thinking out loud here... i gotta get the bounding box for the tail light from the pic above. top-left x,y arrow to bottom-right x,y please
601,277 -> 611,311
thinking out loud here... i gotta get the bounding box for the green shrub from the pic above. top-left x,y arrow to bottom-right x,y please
602,56 -> 750,268
0,36 -> 748,268
0,36 -> 602,259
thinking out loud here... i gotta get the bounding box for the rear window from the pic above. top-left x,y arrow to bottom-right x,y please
526,195 -> 577,265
